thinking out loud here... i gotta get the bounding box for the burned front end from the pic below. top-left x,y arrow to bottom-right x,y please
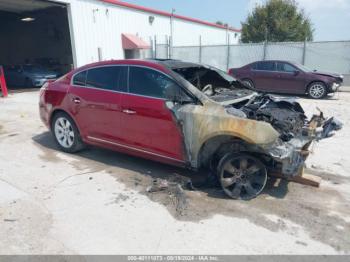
165,61 -> 342,178
228,94 -> 343,176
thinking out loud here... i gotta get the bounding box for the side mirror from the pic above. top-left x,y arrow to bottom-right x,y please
293,70 -> 300,76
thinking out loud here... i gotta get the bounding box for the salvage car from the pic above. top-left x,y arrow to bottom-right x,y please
4,65 -> 58,88
39,59 -> 342,200
228,60 -> 343,99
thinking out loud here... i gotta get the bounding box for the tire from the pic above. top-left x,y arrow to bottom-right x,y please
308,82 -> 327,99
51,112 -> 85,153
241,79 -> 255,89
217,153 -> 267,200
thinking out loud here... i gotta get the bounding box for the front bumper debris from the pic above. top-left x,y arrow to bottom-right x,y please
266,114 -> 343,177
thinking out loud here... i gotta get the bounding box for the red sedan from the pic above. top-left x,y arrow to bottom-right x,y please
39,59 -> 341,200
228,60 -> 343,99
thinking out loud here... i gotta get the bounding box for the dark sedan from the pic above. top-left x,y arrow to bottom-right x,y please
4,65 -> 58,88
228,60 -> 343,99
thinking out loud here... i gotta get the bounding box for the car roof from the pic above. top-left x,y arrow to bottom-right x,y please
70,59 -> 203,76
252,60 -> 296,64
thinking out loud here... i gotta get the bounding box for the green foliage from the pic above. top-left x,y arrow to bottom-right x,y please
241,0 -> 313,43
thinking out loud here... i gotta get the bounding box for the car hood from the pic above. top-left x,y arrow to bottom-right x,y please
312,71 -> 343,82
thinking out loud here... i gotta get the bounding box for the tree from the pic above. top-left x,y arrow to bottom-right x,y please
216,21 -> 229,27
241,0 -> 313,43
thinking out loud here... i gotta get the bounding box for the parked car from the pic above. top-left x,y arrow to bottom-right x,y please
4,65 -> 58,88
228,60 -> 343,99
39,59 -> 342,200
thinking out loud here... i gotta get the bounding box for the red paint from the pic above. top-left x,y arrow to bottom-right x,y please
40,60 -> 186,167
0,66 -> 8,97
119,93 -> 184,161
101,0 -> 240,32
122,33 -> 151,50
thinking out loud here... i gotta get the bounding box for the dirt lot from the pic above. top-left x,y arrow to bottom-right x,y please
0,90 -> 349,254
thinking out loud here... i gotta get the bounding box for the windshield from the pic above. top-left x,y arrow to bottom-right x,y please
293,62 -> 313,72
172,65 -> 239,92
207,65 -> 237,82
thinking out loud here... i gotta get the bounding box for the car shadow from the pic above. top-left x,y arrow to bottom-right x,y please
32,131 -> 290,200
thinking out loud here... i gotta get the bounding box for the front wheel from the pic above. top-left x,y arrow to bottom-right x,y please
308,82 -> 326,99
217,153 -> 267,200
241,79 -> 255,89
52,112 -> 85,153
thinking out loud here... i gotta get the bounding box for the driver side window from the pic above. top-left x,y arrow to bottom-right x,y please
277,62 -> 297,73
129,66 -> 176,99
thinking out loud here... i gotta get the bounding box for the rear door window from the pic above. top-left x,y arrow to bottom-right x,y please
72,70 -> 87,86
86,66 -> 119,91
256,61 -> 276,71
73,66 -> 127,92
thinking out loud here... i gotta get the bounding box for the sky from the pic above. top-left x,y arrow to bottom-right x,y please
121,0 -> 350,41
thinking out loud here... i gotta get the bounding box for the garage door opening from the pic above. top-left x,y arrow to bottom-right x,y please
0,0 -> 74,90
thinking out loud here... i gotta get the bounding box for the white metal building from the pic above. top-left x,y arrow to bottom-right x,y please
0,0 -> 240,75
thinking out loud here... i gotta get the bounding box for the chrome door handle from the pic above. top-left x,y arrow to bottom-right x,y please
73,98 -> 81,104
122,109 -> 136,115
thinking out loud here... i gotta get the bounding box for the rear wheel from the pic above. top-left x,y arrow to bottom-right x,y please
217,153 -> 267,200
51,112 -> 85,153
308,82 -> 326,99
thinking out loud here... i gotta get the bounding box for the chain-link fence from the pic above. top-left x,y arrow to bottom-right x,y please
155,41 -> 350,80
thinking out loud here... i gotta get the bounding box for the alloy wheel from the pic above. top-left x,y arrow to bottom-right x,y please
218,154 -> 267,200
309,83 -> 325,99
54,117 -> 75,148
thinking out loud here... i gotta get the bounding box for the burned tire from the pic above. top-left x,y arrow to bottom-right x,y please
217,153 -> 267,200
51,112 -> 85,153
308,82 -> 326,99
241,79 -> 255,89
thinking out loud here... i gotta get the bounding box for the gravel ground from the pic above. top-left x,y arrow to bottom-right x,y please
0,90 -> 349,254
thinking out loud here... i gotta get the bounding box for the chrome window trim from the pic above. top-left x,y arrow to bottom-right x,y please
87,136 -> 185,163
69,84 -> 167,101
70,63 -> 194,101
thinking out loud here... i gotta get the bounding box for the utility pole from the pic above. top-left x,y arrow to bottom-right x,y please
302,36 -> 307,65
169,8 -> 175,59
263,26 -> 268,60
199,35 -> 202,63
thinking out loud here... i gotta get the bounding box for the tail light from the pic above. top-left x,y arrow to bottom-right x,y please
40,81 -> 50,96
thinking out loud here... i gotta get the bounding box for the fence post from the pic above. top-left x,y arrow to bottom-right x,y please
226,35 -> 231,71
263,40 -> 267,60
302,38 -> 307,65
154,35 -> 157,59
165,35 -> 169,59
199,35 -> 202,63
168,36 -> 172,59
149,37 -> 154,59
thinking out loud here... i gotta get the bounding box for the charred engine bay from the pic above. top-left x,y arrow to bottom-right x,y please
231,94 -> 307,141
214,91 -> 308,142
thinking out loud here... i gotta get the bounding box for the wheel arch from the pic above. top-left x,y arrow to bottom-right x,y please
196,134 -> 261,170
305,80 -> 327,94
49,108 -> 82,135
